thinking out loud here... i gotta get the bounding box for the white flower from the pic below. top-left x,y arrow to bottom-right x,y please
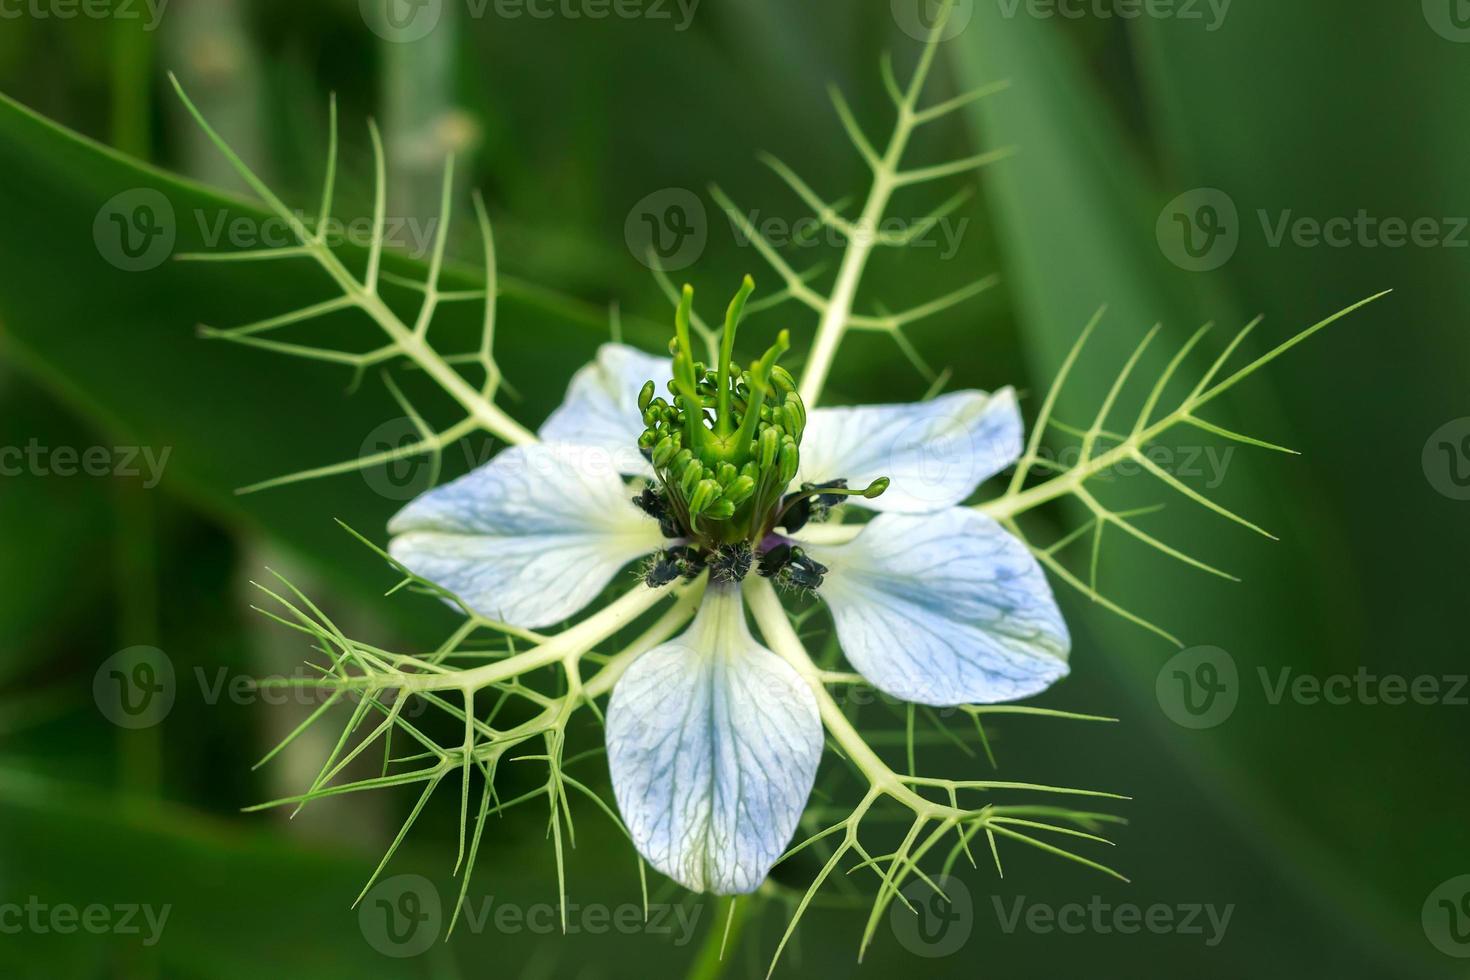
387,338 -> 1069,895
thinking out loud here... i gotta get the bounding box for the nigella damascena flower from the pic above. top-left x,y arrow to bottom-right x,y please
386,278 -> 1070,894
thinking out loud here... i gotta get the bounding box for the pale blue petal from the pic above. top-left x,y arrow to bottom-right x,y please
795,389 -> 1022,514
538,343 -> 671,475
388,444 -> 664,629
802,508 -> 1069,706
606,583 -> 822,894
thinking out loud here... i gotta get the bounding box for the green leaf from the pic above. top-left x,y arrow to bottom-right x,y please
954,11 -> 1428,974
0,91 -> 660,625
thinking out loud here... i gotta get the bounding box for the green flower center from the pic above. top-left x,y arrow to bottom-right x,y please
635,277 -> 887,586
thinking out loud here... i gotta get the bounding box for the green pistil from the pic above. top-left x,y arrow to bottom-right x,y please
639,277 -> 887,555
714,276 -> 754,438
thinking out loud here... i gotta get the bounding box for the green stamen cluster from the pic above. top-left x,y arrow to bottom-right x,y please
637,277 -> 804,548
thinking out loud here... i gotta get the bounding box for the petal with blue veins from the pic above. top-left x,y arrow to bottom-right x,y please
795,389 -> 1022,514
539,343 -> 671,475
388,443 -> 664,629
606,582 -> 822,894
802,508 -> 1069,706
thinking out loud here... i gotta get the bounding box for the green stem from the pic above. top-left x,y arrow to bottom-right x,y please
683,897 -> 750,980
796,8 -> 949,405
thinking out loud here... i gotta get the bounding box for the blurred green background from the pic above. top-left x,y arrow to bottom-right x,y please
0,1 -> 1465,977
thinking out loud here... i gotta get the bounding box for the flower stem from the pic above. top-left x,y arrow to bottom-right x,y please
796,15 -> 947,406
744,577 -> 938,814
